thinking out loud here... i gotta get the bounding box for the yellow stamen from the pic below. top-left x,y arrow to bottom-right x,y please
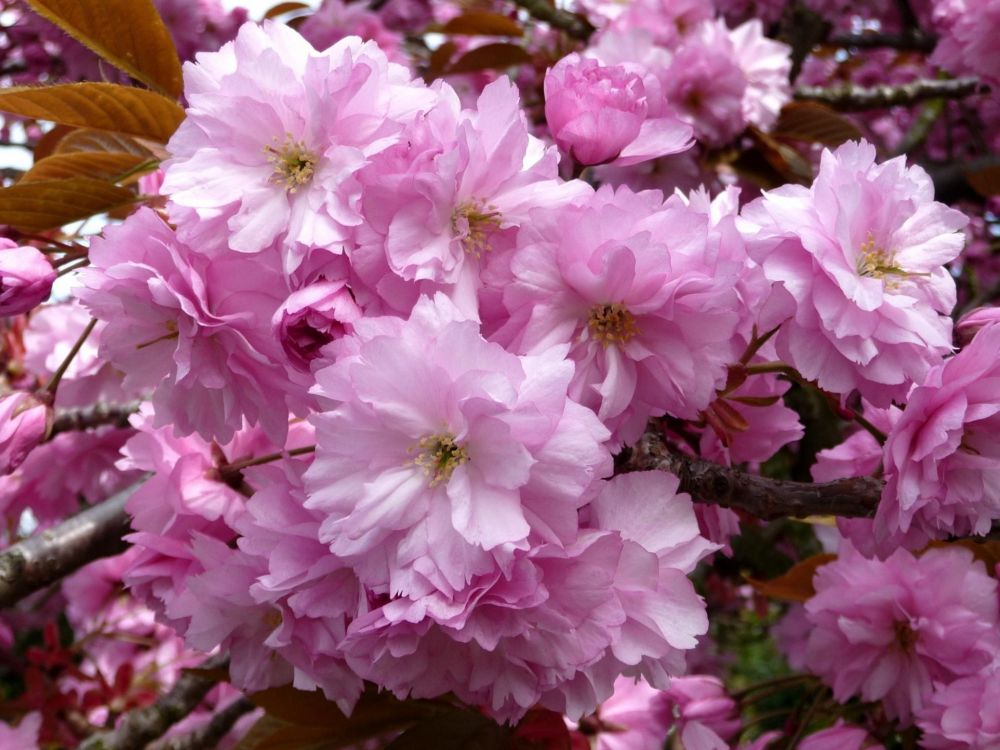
588,303 -> 638,347
264,134 -> 317,193
451,201 -> 503,257
411,432 -> 469,486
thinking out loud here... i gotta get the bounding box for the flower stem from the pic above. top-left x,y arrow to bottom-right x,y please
45,318 -> 97,395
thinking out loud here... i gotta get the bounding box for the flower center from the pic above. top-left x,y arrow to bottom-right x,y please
588,303 -> 638,347
264,134 -> 317,193
894,620 -> 917,653
451,201 -> 502,258
856,232 -> 906,285
413,432 -> 469,486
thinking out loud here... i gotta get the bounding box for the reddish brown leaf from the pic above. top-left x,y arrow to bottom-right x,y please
0,178 -> 136,231
447,43 -> 531,74
22,0 -> 183,97
747,553 -> 837,603
965,164 -> 1000,197
442,11 -> 523,37
773,102 -> 862,147
21,152 -> 153,183
55,129 -> 156,158
264,1 -> 311,18
0,84 -> 185,144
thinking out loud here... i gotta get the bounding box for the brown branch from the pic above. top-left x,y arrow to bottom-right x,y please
150,697 -> 255,750
504,0 -> 595,40
625,432 -> 881,520
794,77 -> 985,111
829,31 -> 936,52
80,655 -> 230,750
48,400 -> 142,438
0,481 -> 144,609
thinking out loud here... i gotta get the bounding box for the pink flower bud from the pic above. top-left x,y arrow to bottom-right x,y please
0,240 -> 55,316
0,392 -> 50,475
544,54 -> 648,165
955,306 -> 1000,346
273,280 -> 362,370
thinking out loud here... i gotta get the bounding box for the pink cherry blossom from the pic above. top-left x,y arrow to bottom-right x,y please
79,208 -> 303,443
917,669 -> 1000,749
305,293 -> 612,597
663,675 -> 740,750
742,140 -> 967,406
728,19 -> 791,130
0,239 -> 55,316
0,712 -> 41,750
872,322 -> 1000,553
0,392 -> 49,476
543,53 -> 692,167
571,676 -> 671,750
273,279 -> 362,371
804,544 -> 1000,725
300,0 -> 406,64
162,22 -> 435,258
799,720 -> 883,750
495,184 -> 742,446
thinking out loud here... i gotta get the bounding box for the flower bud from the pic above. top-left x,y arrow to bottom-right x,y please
544,54 -> 647,165
273,280 -> 362,370
0,391 -> 51,475
956,306 -> 1000,346
0,240 -> 55,316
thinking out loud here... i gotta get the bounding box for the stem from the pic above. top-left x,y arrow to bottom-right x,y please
744,361 -> 796,376
220,445 -> 316,476
56,258 -> 90,277
734,673 -> 815,701
502,0 -> 595,40
851,412 -> 888,445
45,318 -> 97,395
785,687 -> 827,749
739,324 -> 782,365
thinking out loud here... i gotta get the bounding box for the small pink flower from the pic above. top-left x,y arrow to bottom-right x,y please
544,54 -> 692,166
0,712 -> 41,750
0,239 -> 55,316
273,279 -> 362,371
956,305 -> 1000,345
0,392 -> 49,476
804,544 -> 1000,725
917,670 -> 1000,749
799,720 -> 883,750
664,675 -> 740,749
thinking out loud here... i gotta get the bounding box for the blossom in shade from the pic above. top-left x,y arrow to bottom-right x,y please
299,0 -> 405,63
305,293 -> 612,597
662,675 -> 740,749
865,322 -> 1000,553
602,0 -> 712,46
798,720 -> 883,750
956,305 -> 1000,345
661,20 -> 748,146
495,184 -> 741,446
932,0 -> 1000,85
0,239 -> 55,316
728,19 -> 791,130
0,392 -> 49,476
570,676 -> 671,750
543,54 -> 692,167
0,713 -> 41,750
771,603 -> 810,671
338,471 -> 714,723
121,408 -> 310,632
162,22 -> 434,258
273,279 -> 362,371
741,140 -> 967,406
78,208 -> 302,443
917,670 -> 1000,749
803,544 -> 1000,725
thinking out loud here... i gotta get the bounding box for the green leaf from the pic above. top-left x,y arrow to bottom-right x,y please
0,84 -> 185,144
0,178 -> 136,231
22,0 -> 183,97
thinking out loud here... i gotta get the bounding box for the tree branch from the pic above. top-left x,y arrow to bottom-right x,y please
504,0 -> 595,40
625,432 -> 881,520
80,655 -> 230,750
150,697 -> 255,750
0,481 -> 144,609
794,77 -> 985,111
49,400 -> 142,438
829,31 -> 936,52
